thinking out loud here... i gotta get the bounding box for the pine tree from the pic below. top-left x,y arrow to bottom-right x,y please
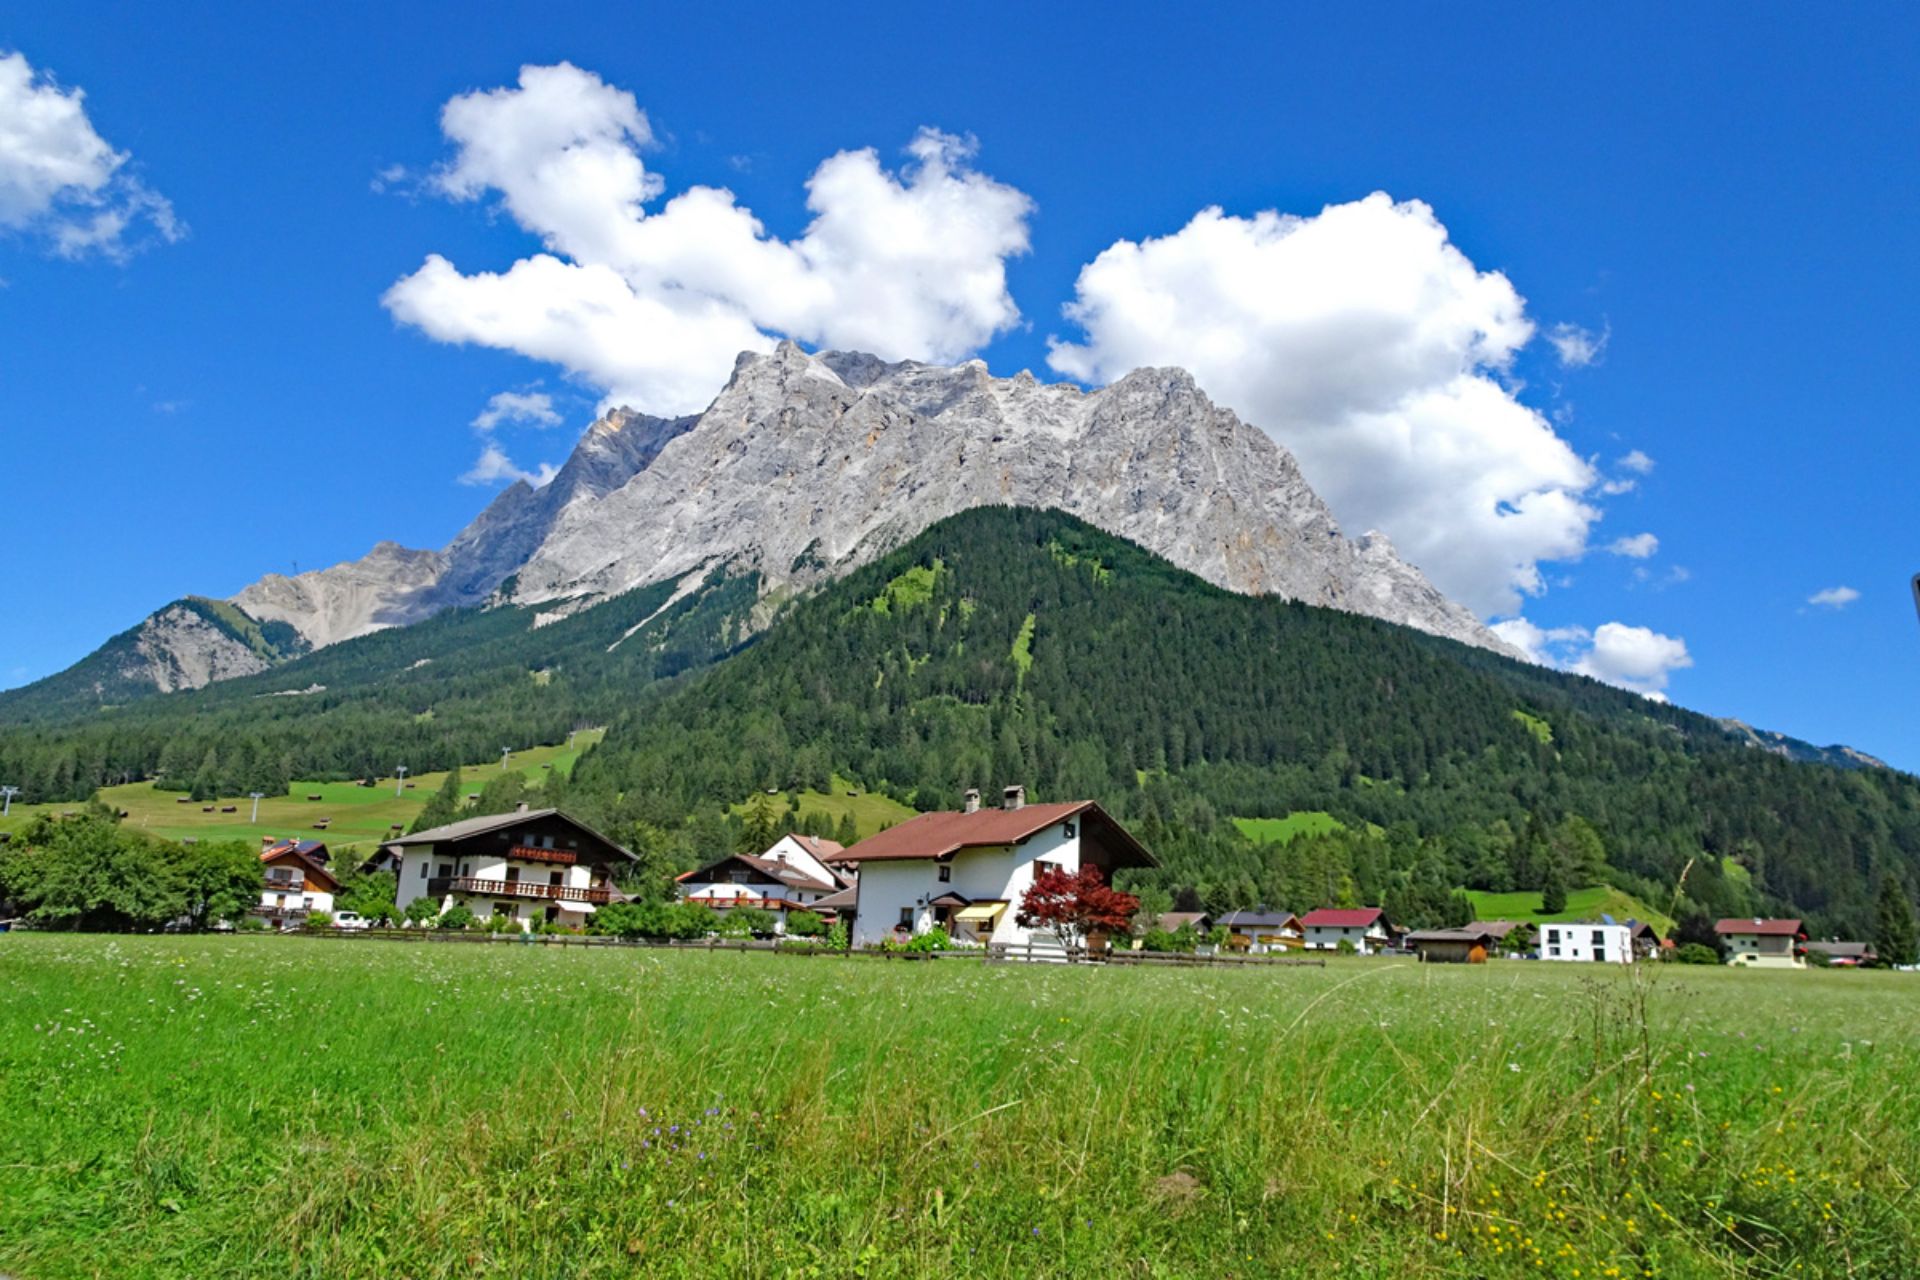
409,766 -> 464,834
834,812 -> 859,848
1875,877 -> 1918,968
1540,858 -> 1568,914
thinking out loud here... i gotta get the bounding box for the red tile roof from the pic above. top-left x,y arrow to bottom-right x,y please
1300,908 -> 1385,929
824,801 -> 1156,868
1714,918 -> 1804,937
260,843 -> 340,892
782,833 -> 845,856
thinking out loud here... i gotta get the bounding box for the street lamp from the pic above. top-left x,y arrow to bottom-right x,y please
395,765 -> 409,797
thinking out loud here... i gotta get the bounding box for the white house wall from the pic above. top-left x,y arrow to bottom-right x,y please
848,820 -> 1082,949
1540,924 -> 1633,964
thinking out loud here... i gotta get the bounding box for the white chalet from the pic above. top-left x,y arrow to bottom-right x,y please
1298,908 -> 1392,954
1539,920 -> 1634,964
257,839 -> 338,927
825,787 -> 1157,950
388,807 -> 636,931
677,834 -> 851,932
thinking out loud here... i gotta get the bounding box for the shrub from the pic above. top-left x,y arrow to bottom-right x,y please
825,920 -> 850,951
437,904 -> 475,931
1674,942 -> 1721,966
588,900 -> 648,938
237,914 -> 267,932
1336,937 -> 1357,956
404,897 -> 443,926
904,926 -> 952,953
304,910 -> 334,929
732,906 -> 777,937
479,913 -> 519,934
786,910 -> 826,938
1141,927 -> 1178,953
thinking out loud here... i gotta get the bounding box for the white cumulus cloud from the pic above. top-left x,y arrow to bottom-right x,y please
1047,193 -> 1600,617
1608,532 -> 1659,559
461,440 -> 557,488
384,62 -> 1034,415
1492,617 -> 1691,701
1618,449 -> 1655,474
0,51 -> 181,259
1807,585 -> 1860,610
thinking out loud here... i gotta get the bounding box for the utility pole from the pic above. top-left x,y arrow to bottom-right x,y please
249,791 -> 265,823
0,785 -> 18,816
395,765 -> 409,797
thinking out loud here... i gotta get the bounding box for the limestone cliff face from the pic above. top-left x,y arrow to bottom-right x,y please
225,344 -> 1515,658
127,602 -> 277,693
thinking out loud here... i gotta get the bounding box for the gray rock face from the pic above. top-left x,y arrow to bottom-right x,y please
127,602 -> 273,694
229,344 -> 1518,658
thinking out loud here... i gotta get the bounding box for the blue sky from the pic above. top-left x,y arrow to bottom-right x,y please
3,2 -> 1917,768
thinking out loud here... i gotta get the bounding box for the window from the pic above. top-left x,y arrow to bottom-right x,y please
1034,860 -> 1059,876
899,908 -> 914,927
938,865 -> 952,882
436,863 -> 452,878
1063,822 -> 1076,839
419,863 -> 428,881
1591,930 -> 1605,948
1548,944 -> 1561,956
549,872 -> 563,886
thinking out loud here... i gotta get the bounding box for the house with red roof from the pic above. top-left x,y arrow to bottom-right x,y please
257,839 -> 339,927
1299,907 -> 1391,954
1715,918 -> 1807,969
822,786 -> 1156,950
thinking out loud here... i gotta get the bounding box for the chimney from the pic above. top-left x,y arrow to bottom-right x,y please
963,788 -> 981,814
1001,785 -> 1025,811
516,802 -> 531,814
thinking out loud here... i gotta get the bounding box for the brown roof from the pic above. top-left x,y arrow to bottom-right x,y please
1466,920 -> 1530,938
1300,908 -> 1385,929
261,844 -> 340,892
1406,928 -> 1498,944
782,833 -> 845,857
1154,911 -> 1212,932
683,853 -> 838,895
824,801 -> 1156,869
812,885 -> 858,911
1715,918 -> 1804,937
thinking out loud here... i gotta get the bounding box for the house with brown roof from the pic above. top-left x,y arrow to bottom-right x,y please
386,807 -> 636,932
677,836 -> 850,932
1405,926 -> 1499,964
1216,910 -> 1302,953
1299,907 -> 1391,954
1805,940 -> 1876,967
1715,918 -> 1806,969
257,839 -> 339,927
823,786 -> 1156,950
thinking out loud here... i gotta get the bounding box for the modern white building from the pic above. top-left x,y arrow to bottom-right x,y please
387,807 -> 635,931
1715,918 -> 1806,969
1299,908 -> 1392,954
1539,920 -> 1634,964
825,787 -> 1157,950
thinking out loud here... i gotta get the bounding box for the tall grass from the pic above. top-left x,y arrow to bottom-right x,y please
0,935 -> 1913,1277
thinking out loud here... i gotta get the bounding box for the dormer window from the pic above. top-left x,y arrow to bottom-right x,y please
1063,822 -> 1076,839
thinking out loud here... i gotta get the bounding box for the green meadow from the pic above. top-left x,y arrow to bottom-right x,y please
729,773 -> 917,841
1,935 -> 1913,1278
1469,885 -> 1675,935
0,732 -> 605,854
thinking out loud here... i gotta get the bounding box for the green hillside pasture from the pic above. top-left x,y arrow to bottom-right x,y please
0,935 -> 1912,1278
1470,883 -> 1675,935
83,730 -> 606,852
1232,811 -> 1347,844
732,773 -> 917,842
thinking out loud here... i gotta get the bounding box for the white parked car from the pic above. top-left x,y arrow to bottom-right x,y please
331,912 -> 372,931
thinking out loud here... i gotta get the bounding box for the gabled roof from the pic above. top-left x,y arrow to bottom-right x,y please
1406,928 -> 1498,944
261,843 -> 340,892
1714,918 -> 1804,937
1152,911 -> 1211,932
262,839 -> 329,863
824,801 -> 1156,868
1300,908 -> 1385,928
812,885 -> 858,912
1466,920 -> 1530,938
779,833 -> 845,858
383,808 -> 637,862
1217,910 -> 1300,929
681,853 -> 838,895
1807,940 -> 1875,958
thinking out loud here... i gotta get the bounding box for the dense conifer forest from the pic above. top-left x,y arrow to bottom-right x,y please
5,508 -> 1916,936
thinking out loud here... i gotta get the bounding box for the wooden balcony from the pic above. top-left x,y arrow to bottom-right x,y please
508,845 -> 578,865
428,876 -> 610,905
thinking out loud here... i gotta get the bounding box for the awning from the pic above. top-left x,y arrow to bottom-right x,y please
955,902 -> 1007,923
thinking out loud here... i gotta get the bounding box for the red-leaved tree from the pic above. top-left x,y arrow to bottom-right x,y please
1016,864 -> 1140,951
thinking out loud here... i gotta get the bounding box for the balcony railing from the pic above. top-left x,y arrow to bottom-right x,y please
428,876 -> 610,905
508,845 -> 578,865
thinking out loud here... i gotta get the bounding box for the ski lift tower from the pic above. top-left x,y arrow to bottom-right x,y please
394,765 -> 408,797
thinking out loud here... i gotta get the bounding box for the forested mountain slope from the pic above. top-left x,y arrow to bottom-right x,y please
567,508 -> 1920,937
0,570 -> 759,801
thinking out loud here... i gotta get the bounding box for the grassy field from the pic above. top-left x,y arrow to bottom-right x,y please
730,773 -> 917,841
1470,885 -> 1675,935
1,935 -> 1914,1278
0,731 -> 605,854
